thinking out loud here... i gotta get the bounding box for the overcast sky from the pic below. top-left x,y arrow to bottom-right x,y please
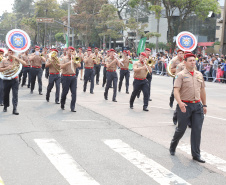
0,0 -> 225,17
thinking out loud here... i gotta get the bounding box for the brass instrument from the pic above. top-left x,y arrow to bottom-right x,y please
49,51 -> 61,73
167,59 -> 175,77
73,55 -> 81,64
0,57 -> 22,80
0,55 -> 3,62
146,57 -> 156,67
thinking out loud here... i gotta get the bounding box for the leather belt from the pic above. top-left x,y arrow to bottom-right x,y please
107,70 -> 116,72
134,78 -> 146,80
182,100 -> 200,103
32,66 -> 41,68
50,73 -> 59,75
121,68 -> 128,70
62,74 -> 75,76
85,67 -> 93,69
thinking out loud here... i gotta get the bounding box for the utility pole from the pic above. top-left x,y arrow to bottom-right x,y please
67,1 -> 71,47
220,0 -> 226,55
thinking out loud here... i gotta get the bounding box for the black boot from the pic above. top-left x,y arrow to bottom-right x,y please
13,109 -> 19,115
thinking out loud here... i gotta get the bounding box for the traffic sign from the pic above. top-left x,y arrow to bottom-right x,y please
5,29 -> 31,53
176,31 -> 197,52
36,18 -> 54,23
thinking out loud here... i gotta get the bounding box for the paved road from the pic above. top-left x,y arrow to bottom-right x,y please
0,69 -> 225,185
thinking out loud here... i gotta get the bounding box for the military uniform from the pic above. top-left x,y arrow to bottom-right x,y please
130,59 -> 150,110
118,56 -> 131,93
60,55 -> 79,111
93,53 -> 102,85
0,56 -> 25,114
104,56 -> 118,101
83,54 -> 95,93
169,56 -> 183,107
21,53 -> 31,88
29,53 -> 45,94
170,68 -> 206,161
46,57 -> 61,104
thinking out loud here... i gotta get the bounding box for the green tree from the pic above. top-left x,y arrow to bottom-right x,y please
129,0 -> 220,52
55,32 -> 65,43
97,4 -> 125,49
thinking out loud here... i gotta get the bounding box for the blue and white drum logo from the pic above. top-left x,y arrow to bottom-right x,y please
176,31 -> 197,52
6,29 -> 31,52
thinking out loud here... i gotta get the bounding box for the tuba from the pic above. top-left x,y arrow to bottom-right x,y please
0,56 -> 22,80
167,60 -> 175,77
49,51 -> 61,73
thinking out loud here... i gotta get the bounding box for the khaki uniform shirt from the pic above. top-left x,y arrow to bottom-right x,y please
0,58 -> 20,69
60,56 -> 78,75
120,57 -> 130,69
106,57 -> 117,71
94,53 -> 102,65
30,55 -> 43,67
133,60 -> 147,79
170,56 -> 183,69
174,68 -> 205,101
46,58 -> 59,74
21,54 -> 30,66
175,62 -> 185,75
84,55 -> 95,68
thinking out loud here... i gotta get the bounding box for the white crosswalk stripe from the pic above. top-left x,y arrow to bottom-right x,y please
104,139 -> 190,185
178,143 -> 226,173
34,139 -> 100,185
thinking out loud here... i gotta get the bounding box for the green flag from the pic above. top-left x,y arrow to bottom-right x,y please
66,34 -> 69,47
137,37 -> 147,55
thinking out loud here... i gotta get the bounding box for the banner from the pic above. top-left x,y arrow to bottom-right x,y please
137,37 -> 147,55
66,34 -> 69,48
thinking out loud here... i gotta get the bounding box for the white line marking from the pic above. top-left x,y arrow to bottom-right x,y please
178,143 -> 226,173
205,115 -> 226,121
104,139 -> 190,185
62,120 -> 104,122
35,139 -> 100,185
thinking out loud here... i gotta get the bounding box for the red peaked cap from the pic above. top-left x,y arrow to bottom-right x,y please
123,50 -> 127,53
0,49 -> 4,53
107,50 -> 110,53
145,48 -> 151,52
51,48 -> 58,53
95,47 -> 99,50
184,53 -> 196,59
87,48 -> 92,51
68,46 -> 75,51
79,48 -> 82,50
8,49 -> 13,52
110,49 -> 115,52
140,52 -> 147,57
177,49 -> 184,53
35,46 -> 40,49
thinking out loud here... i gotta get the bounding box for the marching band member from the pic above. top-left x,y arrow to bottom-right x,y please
169,49 -> 184,108
45,49 -> 61,104
83,48 -> 96,94
102,50 -> 110,87
129,52 -> 152,111
118,50 -> 133,94
93,47 -> 102,85
169,53 -> 207,163
60,46 -> 81,112
29,46 -> 46,95
21,49 -> 31,88
104,49 -> 120,102
78,48 -> 84,80
0,49 -> 5,106
42,47 -> 49,79
0,49 -> 26,115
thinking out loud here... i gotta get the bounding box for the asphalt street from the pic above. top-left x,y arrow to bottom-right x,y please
0,68 -> 225,185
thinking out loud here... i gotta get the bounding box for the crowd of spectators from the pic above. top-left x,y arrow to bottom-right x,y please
153,52 -> 226,83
